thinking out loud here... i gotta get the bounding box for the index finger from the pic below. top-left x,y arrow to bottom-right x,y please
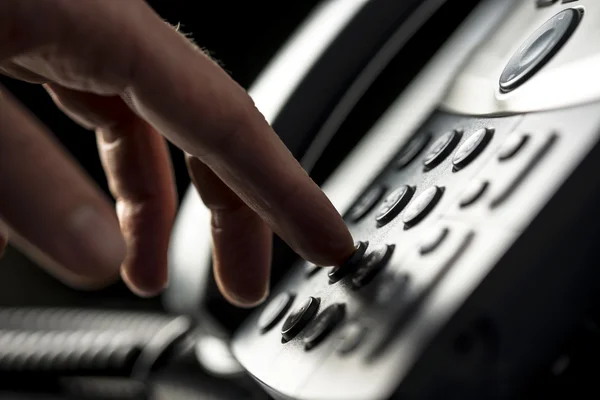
127,6 -> 356,266
2,0 -> 355,266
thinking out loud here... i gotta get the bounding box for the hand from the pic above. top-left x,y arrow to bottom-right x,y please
0,0 -> 355,307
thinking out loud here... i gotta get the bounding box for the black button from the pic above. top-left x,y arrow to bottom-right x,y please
352,244 -> 394,288
403,186 -> 444,227
423,130 -> 462,170
281,297 -> 320,341
375,186 -> 414,226
396,133 -> 431,170
305,262 -> 320,277
536,0 -> 558,6
419,227 -> 449,255
328,241 -> 368,283
498,133 -> 529,161
459,180 -> 489,208
452,128 -> 494,171
346,186 -> 386,223
336,322 -> 368,355
258,292 -> 295,333
303,304 -> 345,350
499,8 -> 581,92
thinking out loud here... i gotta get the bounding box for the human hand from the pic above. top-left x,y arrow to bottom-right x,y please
0,0 -> 355,307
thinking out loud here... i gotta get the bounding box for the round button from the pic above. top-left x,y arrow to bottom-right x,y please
328,241 -> 368,283
303,304 -> 346,350
352,244 -> 394,288
281,297 -> 320,342
403,186 -> 444,227
459,180 -> 489,208
423,130 -> 462,170
498,133 -> 529,161
258,292 -> 295,333
375,186 -> 414,226
499,8 -> 581,92
452,128 -> 494,171
345,186 -> 387,223
396,133 -> 431,170
419,227 -> 449,255
336,322 -> 368,355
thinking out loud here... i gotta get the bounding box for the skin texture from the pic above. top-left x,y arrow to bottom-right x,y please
0,0 -> 355,307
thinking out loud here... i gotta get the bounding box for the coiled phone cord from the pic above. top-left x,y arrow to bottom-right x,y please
0,307 -> 196,398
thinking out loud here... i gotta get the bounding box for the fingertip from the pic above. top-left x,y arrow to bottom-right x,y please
121,267 -> 168,298
215,258 -> 269,308
210,207 -> 272,309
216,278 -> 270,309
287,217 -> 356,268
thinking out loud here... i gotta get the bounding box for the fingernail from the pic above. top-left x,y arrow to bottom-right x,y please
68,206 -> 126,279
121,267 -> 168,298
226,287 -> 270,309
216,275 -> 270,309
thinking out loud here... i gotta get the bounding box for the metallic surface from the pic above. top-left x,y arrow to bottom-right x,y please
440,1 -> 600,115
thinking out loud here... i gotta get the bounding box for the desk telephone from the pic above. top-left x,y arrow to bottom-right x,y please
168,0 -> 600,398
2,0 -> 600,399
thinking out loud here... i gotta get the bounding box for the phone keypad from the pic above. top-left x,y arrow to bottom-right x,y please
234,100 -> 600,400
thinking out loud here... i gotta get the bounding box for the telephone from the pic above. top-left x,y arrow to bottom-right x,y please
2,0 -> 599,399
168,0 -> 600,399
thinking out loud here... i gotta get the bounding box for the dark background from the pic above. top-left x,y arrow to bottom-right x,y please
0,1 -> 321,310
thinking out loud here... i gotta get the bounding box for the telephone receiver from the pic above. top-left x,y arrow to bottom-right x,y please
163,0 -> 482,329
